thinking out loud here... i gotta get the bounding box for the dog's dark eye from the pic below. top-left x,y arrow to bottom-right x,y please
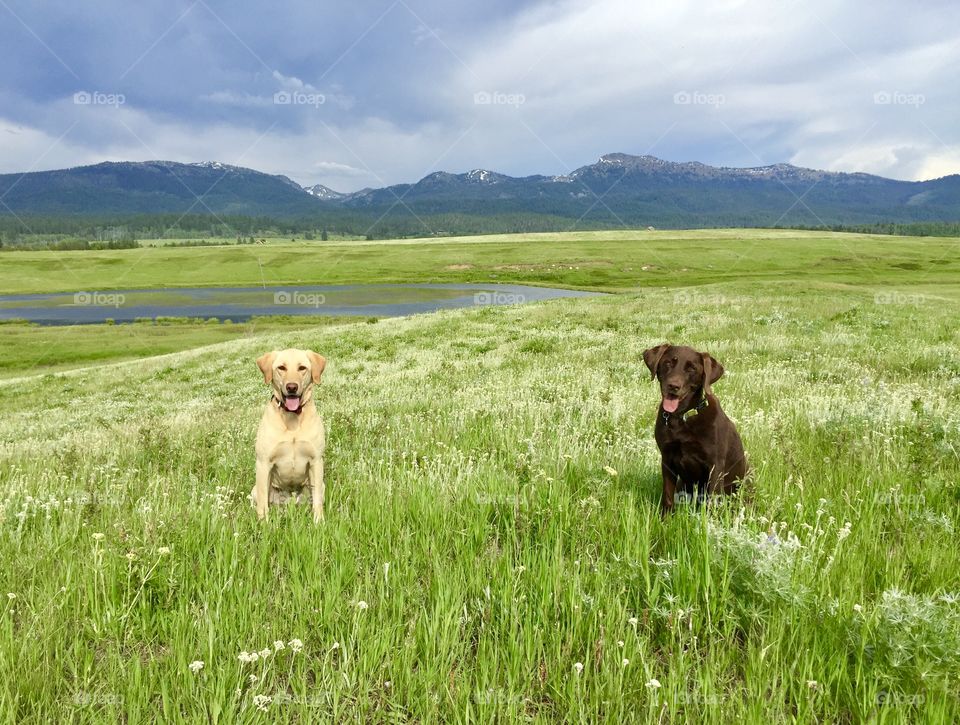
277,365 -> 286,371
685,362 -> 696,373
298,365 -> 307,371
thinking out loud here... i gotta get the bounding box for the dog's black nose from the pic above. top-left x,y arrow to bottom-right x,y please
285,383 -> 299,394
667,383 -> 681,394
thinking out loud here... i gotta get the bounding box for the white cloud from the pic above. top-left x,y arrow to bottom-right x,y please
201,91 -> 274,108
436,0 -> 960,180
312,161 -> 366,176
272,70 -> 315,93
1,0 -> 958,187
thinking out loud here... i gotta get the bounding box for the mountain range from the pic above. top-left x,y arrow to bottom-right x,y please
1,154 -> 959,229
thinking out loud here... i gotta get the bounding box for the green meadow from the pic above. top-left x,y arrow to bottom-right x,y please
0,230 -> 958,722
2,229 -> 958,295
0,317 -> 363,380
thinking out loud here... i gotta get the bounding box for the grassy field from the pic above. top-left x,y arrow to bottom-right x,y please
2,229 -> 958,296
1,231 -> 959,721
0,317 -> 370,380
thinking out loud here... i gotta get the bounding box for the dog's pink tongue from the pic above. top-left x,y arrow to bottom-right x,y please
283,397 -> 301,412
662,397 -> 679,413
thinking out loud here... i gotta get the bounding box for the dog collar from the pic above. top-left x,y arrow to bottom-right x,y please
662,393 -> 709,423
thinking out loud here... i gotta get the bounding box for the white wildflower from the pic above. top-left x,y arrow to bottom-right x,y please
603,466 -> 618,477
188,660 -> 204,674
853,604 -> 862,613
253,694 -> 271,711
273,640 -> 285,651
573,662 -> 584,674
6,593 -> 14,601
158,547 -> 171,556
92,532 -> 105,542
622,658 -> 630,667
288,639 -> 304,652
357,600 -> 368,610
807,680 -> 818,690
646,678 -> 662,689
258,648 -> 272,659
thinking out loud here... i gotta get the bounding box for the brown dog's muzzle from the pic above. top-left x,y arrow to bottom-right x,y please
661,377 -> 689,412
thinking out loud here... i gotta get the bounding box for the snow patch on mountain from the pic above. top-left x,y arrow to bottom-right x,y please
303,183 -> 345,200
466,169 -> 499,183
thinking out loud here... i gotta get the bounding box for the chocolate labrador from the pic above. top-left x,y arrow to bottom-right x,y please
643,344 -> 748,513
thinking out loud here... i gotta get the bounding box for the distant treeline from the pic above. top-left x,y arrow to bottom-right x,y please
1,212 -> 958,250
0,211 -> 611,250
773,222 -> 960,237
3,238 -> 142,251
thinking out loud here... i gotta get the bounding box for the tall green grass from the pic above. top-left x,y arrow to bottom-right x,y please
1,284 -> 958,721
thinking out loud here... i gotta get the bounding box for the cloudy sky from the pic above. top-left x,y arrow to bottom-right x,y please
1,0 -> 957,191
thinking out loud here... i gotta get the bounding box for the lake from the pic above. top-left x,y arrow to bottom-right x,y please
0,283 -> 603,325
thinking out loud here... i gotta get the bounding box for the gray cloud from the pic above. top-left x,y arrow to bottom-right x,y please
0,0 -> 957,191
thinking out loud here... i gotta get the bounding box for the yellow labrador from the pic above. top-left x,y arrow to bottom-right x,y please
252,348 -> 327,522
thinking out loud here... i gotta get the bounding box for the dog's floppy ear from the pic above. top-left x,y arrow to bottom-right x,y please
700,352 -> 724,394
256,351 -> 277,385
642,344 -> 671,380
307,350 -> 326,384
